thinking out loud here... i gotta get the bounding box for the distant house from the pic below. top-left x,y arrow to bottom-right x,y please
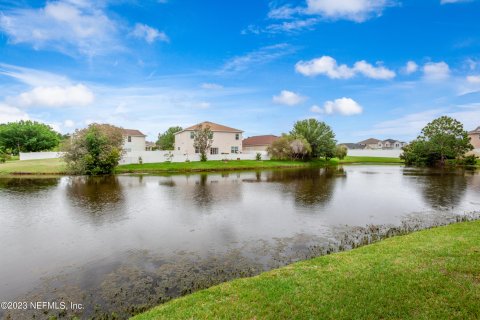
469,126 -> 480,149
358,138 -> 381,149
122,129 -> 146,152
243,135 -> 279,152
174,121 -> 243,155
378,139 -> 407,149
340,143 -> 365,150
145,141 -> 157,151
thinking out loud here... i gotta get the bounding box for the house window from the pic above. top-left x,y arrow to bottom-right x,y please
190,132 -> 194,139
231,146 -> 239,154
210,147 -> 219,155
178,147 -> 180,150
128,136 -> 132,142
208,132 -> 213,139
235,133 -> 239,140
195,147 -> 200,153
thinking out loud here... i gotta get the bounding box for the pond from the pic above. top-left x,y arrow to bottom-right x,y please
1,165 -> 479,319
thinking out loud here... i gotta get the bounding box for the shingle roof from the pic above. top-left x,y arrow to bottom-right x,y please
358,138 -> 380,145
179,121 -> 243,133
122,129 -> 146,137
469,126 -> 480,134
243,135 -> 279,147
383,139 -> 397,143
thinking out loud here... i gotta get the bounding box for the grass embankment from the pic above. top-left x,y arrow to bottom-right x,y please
133,220 -> 480,320
0,156 -> 405,175
0,158 -> 66,175
116,156 -> 403,174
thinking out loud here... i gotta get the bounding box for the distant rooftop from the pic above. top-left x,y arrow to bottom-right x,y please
179,121 -> 243,133
469,126 -> 480,134
243,135 -> 279,147
122,129 -> 146,137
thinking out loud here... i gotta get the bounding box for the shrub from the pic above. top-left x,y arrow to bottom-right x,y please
63,123 -> 124,175
334,145 -> 348,160
267,135 -> 311,160
256,152 -> 262,161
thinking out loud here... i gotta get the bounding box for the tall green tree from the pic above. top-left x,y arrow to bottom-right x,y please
156,126 -> 183,150
63,124 -> 124,175
290,119 -> 336,159
0,120 -> 61,155
193,124 -> 213,162
401,116 -> 473,166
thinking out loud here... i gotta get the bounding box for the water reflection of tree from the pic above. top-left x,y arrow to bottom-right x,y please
66,176 -> 125,221
265,167 -> 346,207
404,168 -> 468,209
0,177 -> 60,192
193,174 -> 214,208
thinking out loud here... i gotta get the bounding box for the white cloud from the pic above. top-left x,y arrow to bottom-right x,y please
0,1 -> 121,57
423,62 -> 450,81
323,97 -> 363,115
14,84 -> 94,108
295,56 -> 395,79
354,60 -> 396,79
267,5 -> 301,19
441,0 -> 473,4
273,90 -> 306,106
310,105 -> 324,113
305,0 -> 392,22
0,103 -> 30,123
221,43 -> 296,73
195,102 -> 211,109
201,83 -> 223,90
64,119 -> 75,128
0,63 -> 70,87
466,75 -> 480,83
403,61 -> 418,74
295,56 -> 355,79
131,23 -> 169,44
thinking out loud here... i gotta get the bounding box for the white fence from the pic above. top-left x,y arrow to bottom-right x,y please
119,151 -> 269,165
347,149 -> 402,158
20,152 -> 65,161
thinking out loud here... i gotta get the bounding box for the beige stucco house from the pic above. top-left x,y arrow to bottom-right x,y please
122,129 -> 147,152
243,135 -> 279,152
174,121 -> 243,155
358,138 -> 381,149
469,126 -> 480,149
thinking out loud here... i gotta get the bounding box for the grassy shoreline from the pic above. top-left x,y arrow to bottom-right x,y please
0,156 -> 404,176
132,220 -> 480,320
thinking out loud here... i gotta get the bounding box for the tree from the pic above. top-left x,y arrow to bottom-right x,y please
267,135 -> 311,160
0,120 -> 61,155
193,124 -> 213,162
290,119 -> 336,159
63,123 -> 124,175
156,126 -> 182,150
335,145 -> 348,160
401,116 -> 473,166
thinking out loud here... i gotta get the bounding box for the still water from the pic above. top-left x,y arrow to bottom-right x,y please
1,165 -> 479,319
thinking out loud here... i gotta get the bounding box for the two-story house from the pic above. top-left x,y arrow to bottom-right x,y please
122,129 -> 147,152
174,121 -> 243,155
469,126 -> 480,149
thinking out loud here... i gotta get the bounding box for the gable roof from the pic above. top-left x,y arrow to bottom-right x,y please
469,126 -> 480,134
358,138 -> 380,145
243,135 -> 279,147
383,139 -> 397,143
178,121 -> 243,133
122,129 -> 146,137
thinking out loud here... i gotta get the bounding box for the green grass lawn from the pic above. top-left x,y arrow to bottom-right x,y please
0,156 -> 405,175
116,156 -> 403,174
132,220 -> 480,320
0,158 -> 66,175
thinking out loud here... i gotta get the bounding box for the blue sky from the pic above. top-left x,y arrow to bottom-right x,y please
1,0 -> 480,142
